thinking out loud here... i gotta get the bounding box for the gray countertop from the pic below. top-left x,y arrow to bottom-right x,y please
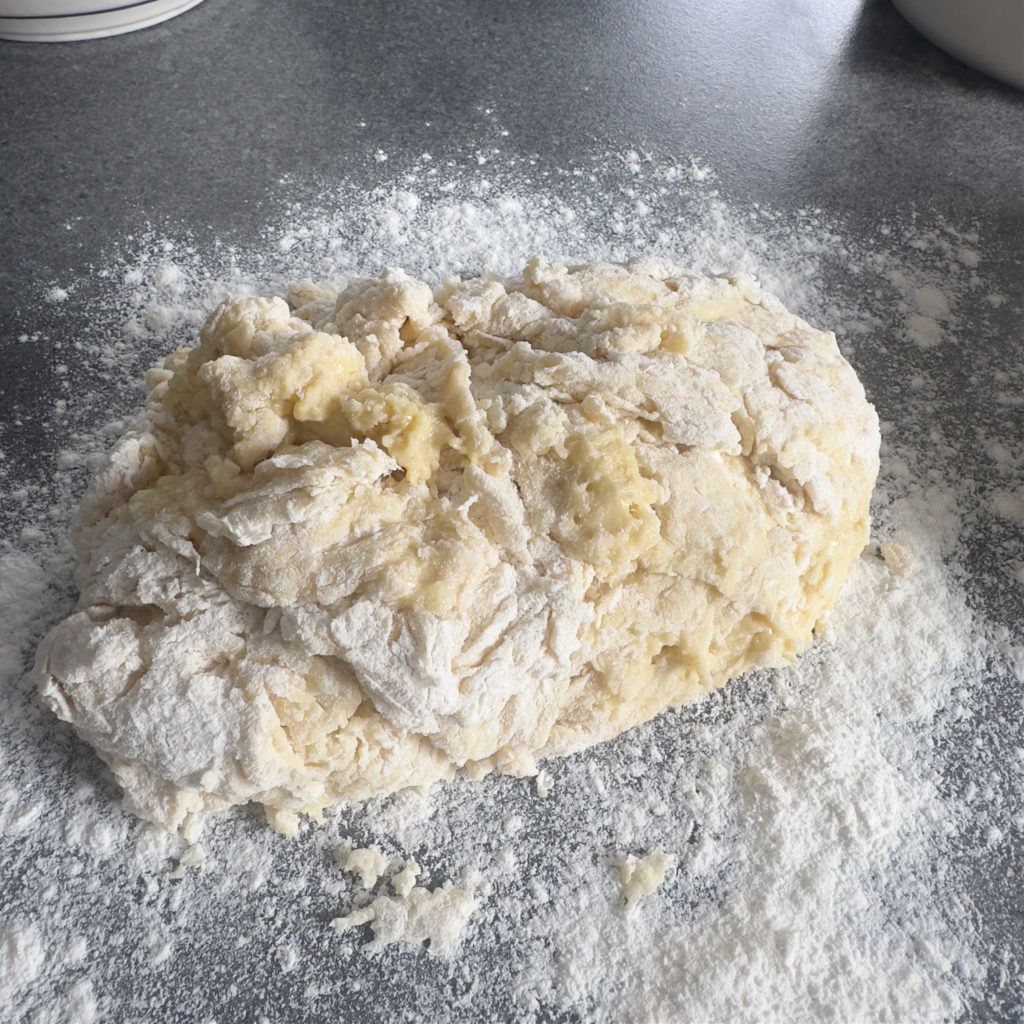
1,1 -> 1022,1021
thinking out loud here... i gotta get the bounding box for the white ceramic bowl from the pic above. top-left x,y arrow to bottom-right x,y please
894,0 -> 1024,88
0,0 -> 205,41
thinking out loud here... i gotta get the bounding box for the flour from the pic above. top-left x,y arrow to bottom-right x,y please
1,148 -> 1021,1023
0,549 -> 47,703
0,921 -> 97,1024
1,921 -> 46,993
511,552 -> 985,1022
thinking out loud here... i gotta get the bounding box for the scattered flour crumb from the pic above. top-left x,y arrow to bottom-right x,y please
503,816 -> 524,837
0,792 -> 45,836
149,939 -> 174,967
987,442 -> 1017,468
345,847 -> 388,889
61,979 -> 99,1024
276,943 -> 299,973
379,786 -> 434,829
495,847 -> 516,871
331,884 -> 478,956
913,284 -> 950,319
619,852 -> 675,911
66,936 -> 88,966
907,313 -> 944,348
390,862 -> 419,898
528,878 -> 550,904
990,490 -> 1024,523
0,920 -> 46,991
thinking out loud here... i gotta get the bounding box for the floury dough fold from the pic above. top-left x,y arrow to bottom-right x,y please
35,258 -> 880,839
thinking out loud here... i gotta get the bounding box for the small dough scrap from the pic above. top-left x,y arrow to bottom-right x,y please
34,258 -> 879,835
390,862 -> 420,898
344,846 -> 388,889
620,851 -> 675,911
331,884 -> 478,956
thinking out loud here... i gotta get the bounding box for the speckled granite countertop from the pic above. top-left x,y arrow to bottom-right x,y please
1,2 -> 1021,1021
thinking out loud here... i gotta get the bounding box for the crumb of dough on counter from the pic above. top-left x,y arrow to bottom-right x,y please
619,851 -> 675,911
330,883 -> 478,956
344,846 -> 388,890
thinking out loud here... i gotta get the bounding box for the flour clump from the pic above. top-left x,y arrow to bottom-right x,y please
34,258 -> 879,838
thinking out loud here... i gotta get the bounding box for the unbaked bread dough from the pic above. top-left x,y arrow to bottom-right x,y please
34,258 -> 879,838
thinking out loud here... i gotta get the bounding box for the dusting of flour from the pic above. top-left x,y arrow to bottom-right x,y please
1,149 -> 1021,1023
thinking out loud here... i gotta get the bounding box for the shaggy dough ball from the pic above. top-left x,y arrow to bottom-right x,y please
35,258 -> 879,838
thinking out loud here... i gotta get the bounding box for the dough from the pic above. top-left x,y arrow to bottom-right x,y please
331,883 -> 478,956
34,258 -> 879,838
344,845 -> 388,889
620,852 -> 675,911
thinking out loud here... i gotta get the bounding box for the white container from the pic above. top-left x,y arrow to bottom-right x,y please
0,0 -> 205,41
893,0 -> 1024,88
